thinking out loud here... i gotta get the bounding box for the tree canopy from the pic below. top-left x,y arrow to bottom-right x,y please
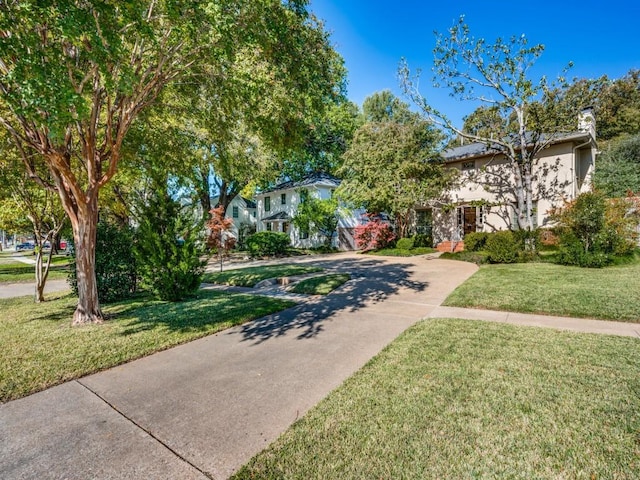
0,0 -> 345,324
593,134 -> 640,197
338,92 -> 450,237
400,17 -> 579,231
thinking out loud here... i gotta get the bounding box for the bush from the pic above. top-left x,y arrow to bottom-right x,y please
485,230 -> 520,264
412,233 -> 433,248
463,232 -> 489,252
246,231 -> 290,257
396,237 -> 414,250
440,250 -> 489,264
556,233 -> 611,268
354,216 -> 395,251
551,192 -> 638,267
67,221 -> 137,303
133,187 -> 206,301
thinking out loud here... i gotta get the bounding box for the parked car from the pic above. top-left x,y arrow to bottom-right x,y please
15,242 -> 35,252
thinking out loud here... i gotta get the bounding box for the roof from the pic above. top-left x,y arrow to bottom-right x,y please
443,131 -> 593,162
259,172 -> 341,195
242,197 -> 257,209
262,211 -> 291,222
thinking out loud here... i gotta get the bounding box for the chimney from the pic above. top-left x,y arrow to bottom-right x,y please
578,107 -> 596,139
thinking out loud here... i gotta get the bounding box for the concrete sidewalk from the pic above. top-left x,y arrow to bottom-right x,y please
429,305 -> 640,338
2,254 -> 639,479
0,254 -> 477,480
0,278 -> 68,299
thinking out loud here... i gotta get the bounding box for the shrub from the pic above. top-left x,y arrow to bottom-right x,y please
485,230 -> 520,264
440,250 -> 489,264
412,233 -> 432,248
556,233 -> 611,268
246,231 -> 290,257
133,187 -> 206,301
396,237 -> 414,250
463,232 -> 489,252
67,221 -> 137,303
551,192 -> 638,267
354,215 -> 395,251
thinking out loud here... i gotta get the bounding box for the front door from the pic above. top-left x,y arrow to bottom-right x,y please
463,207 -> 477,236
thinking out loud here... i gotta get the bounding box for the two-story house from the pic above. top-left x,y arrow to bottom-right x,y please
428,109 -> 597,250
255,172 -> 363,250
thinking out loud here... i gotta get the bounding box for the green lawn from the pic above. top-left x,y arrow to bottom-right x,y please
443,260 -> 640,322
0,255 -> 70,283
203,264 -> 323,287
290,274 -> 350,295
234,319 -> 640,479
0,290 -> 294,402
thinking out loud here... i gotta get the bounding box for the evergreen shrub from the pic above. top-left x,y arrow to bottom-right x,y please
246,231 -> 290,257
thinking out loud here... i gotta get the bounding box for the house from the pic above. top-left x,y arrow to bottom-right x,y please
254,172 -> 363,250
428,109 -> 598,251
211,195 -> 257,242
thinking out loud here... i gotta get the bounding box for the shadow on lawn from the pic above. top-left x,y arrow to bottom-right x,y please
234,256 -> 427,345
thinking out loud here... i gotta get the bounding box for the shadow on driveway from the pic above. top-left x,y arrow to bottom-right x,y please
235,256 -> 427,344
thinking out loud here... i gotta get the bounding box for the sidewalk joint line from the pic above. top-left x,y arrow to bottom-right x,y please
75,379 -> 214,480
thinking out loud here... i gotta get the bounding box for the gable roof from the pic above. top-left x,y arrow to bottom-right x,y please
259,172 -> 341,194
443,131 -> 594,162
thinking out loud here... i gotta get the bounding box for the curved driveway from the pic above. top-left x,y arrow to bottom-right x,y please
1,253 -> 477,480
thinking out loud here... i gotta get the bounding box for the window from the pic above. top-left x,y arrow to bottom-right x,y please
281,193 -> 286,205
462,161 -> 475,171
300,229 -> 309,240
232,206 -> 239,218
252,211 -> 256,218
264,196 -> 271,212
266,222 -> 272,231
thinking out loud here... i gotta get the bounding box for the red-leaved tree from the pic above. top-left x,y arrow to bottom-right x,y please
354,214 -> 396,252
207,206 -> 236,271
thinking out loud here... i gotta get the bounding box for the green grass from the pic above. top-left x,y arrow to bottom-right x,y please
368,247 -> 437,257
290,274 -> 350,295
234,319 -> 640,479
0,256 -> 70,283
443,260 -> 640,322
0,290 -> 294,402
203,264 -> 323,287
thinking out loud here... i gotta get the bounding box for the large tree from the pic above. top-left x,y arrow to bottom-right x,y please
400,17 -> 578,231
338,93 -> 450,238
0,0 -> 340,324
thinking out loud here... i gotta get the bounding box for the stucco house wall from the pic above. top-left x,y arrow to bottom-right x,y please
432,121 -> 597,246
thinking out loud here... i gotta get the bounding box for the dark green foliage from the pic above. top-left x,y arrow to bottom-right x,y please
133,188 -> 206,301
246,231 -> 291,257
68,221 -> 137,303
412,233 -> 433,248
593,134 -> 640,197
551,192 -> 637,268
485,231 -> 520,264
440,251 -> 490,264
463,232 -> 489,252
395,237 -> 414,250
556,233 -> 611,268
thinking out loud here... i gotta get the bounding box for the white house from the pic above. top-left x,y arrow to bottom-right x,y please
254,172 -> 363,250
428,109 -> 597,250
211,195 -> 257,240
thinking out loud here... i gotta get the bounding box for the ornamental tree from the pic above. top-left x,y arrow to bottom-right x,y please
0,0 -> 339,324
400,17 -> 577,232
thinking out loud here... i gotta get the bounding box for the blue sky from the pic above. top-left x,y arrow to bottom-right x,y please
310,0 -> 640,127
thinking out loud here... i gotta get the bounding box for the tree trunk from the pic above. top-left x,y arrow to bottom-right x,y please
70,199 -> 103,325
34,245 -> 45,303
